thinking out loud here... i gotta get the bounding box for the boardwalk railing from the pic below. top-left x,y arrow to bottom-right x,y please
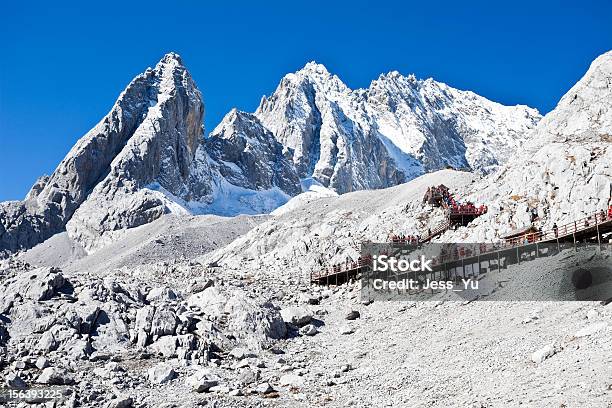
311,255 -> 372,282
313,207 -> 612,284
420,219 -> 451,243
430,208 -> 612,267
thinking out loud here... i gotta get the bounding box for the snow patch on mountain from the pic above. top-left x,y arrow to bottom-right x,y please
271,178 -> 338,216
187,178 -> 291,217
255,62 -> 541,194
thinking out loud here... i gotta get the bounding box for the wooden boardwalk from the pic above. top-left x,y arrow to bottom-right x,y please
311,207 -> 612,285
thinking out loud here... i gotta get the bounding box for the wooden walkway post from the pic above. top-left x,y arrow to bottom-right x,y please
596,220 -> 601,251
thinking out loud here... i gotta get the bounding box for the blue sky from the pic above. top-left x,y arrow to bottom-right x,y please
1,1 -> 611,200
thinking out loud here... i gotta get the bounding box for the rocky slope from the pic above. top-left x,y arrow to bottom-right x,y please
0,51 -> 611,408
442,50 -> 612,242
2,169 -> 610,407
256,62 -> 541,193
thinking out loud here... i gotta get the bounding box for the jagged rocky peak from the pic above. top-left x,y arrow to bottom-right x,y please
65,52 -> 207,251
256,63 -> 328,178
255,61 -> 541,194
257,61 -> 411,194
0,52 -> 208,253
367,69 -> 542,173
206,109 -> 301,196
102,52 -> 204,196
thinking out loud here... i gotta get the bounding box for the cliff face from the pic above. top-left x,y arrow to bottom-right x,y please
65,53 -> 209,251
255,62 -> 541,193
1,53 -> 204,253
206,109 -> 301,196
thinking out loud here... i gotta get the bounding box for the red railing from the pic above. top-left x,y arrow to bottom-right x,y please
390,235 -> 420,244
409,194 -> 488,244
311,255 -> 372,281
504,210 -> 611,246
449,205 -> 488,217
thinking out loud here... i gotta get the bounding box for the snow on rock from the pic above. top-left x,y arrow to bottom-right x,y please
367,72 -> 540,175
271,178 -> 338,216
255,61 -> 540,193
256,62 -> 412,194
0,53 -> 306,254
0,54 -> 542,254
182,109 -> 301,217
205,109 -> 301,196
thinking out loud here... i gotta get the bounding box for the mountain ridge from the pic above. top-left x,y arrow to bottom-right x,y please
0,51 -> 566,254
255,60 -> 541,192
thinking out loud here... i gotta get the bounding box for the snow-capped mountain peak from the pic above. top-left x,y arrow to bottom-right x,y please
255,63 -> 541,193
299,61 -> 331,76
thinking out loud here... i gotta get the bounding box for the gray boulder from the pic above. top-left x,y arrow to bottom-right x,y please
186,286 -> 227,317
37,367 -> 74,385
35,357 -> 50,369
6,373 -> 27,389
0,321 -> 8,346
229,347 -> 257,360
10,267 -> 66,302
280,306 -> 312,327
345,310 -> 360,320
146,287 -> 178,303
185,369 -> 218,392
150,307 -> 178,338
224,293 -> 287,349
107,397 -> 133,408
255,382 -> 275,394
147,363 -> 177,384
36,331 -> 58,352
149,336 -> 178,358
299,324 -> 318,336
